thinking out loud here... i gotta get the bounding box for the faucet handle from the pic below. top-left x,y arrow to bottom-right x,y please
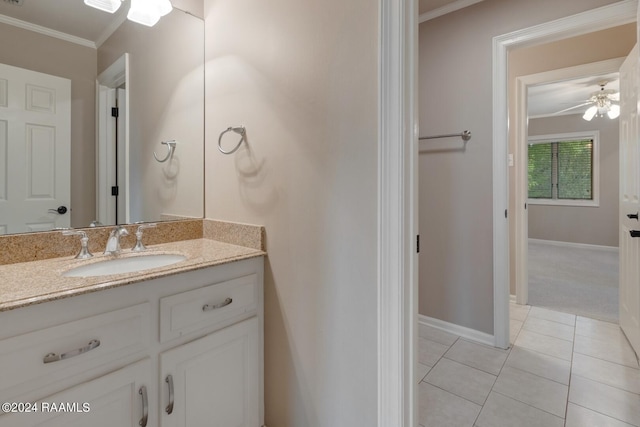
133,223 -> 157,252
61,230 -> 93,259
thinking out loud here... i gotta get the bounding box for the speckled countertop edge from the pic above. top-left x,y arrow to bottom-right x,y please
0,238 -> 265,312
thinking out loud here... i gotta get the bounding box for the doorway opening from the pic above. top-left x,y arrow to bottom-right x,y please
492,0 -> 638,349
96,53 -> 129,226
511,54 -> 632,325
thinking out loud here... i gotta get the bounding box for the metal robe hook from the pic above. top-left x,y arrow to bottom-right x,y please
154,140 -> 177,163
218,126 -> 246,155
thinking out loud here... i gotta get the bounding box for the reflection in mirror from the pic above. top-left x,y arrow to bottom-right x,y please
0,0 -> 204,235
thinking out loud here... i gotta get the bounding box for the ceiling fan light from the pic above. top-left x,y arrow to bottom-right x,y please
608,104 -> 620,119
583,105 -> 597,121
128,0 -> 161,26
84,0 -> 122,13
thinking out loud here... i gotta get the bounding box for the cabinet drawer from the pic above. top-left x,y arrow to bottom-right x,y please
0,303 -> 150,397
160,274 -> 258,342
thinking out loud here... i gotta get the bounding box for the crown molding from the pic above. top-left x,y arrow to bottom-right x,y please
418,0 -> 485,24
0,13 -> 96,49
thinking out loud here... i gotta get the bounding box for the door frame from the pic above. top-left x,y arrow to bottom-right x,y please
493,0 -> 637,348
96,53 -> 130,225
514,58 -> 625,306
378,0 -> 418,425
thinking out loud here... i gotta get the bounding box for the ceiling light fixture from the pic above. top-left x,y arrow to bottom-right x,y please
582,82 -> 620,121
84,0 -> 122,14
128,0 -> 173,27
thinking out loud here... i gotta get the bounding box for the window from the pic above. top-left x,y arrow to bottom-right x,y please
527,131 -> 599,206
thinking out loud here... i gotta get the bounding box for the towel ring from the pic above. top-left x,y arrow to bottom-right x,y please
154,140 -> 177,163
218,126 -> 246,155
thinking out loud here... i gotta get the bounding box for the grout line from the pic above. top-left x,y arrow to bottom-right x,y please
571,348 -> 640,369
491,389 -> 566,421
563,315 -> 577,427
503,363 -> 570,387
421,381 -> 484,409
568,401 -> 640,427
570,372 -> 640,397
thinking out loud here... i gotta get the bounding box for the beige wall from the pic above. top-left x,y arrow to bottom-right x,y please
527,114 -> 619,247
507,24 -> 635,294
0,23 -> 97,228
204,0 -> 378,425
98,9 -> 204,223
418,0 -> 622,335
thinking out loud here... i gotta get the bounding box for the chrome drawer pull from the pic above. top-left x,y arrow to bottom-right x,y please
43,339 -> 101,364
139,386 -> 148,427
202,298 -> 233,312
165,375 -> 174,414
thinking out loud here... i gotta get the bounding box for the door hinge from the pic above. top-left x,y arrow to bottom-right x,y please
111,107 -> 119,118
416,235 -> 420,254
111,186 -> 119,196
505,209 -> 508,218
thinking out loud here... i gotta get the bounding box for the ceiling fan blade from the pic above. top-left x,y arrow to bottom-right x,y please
610,92 -> 620,101
552,102 -> 592,115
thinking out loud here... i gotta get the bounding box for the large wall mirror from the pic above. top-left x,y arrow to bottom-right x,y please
0,0 -> 204,235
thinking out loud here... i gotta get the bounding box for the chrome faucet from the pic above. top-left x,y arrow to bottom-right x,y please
104,225 -> 129,255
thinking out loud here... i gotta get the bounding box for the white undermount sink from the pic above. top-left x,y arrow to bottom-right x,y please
63,253 -> 187,278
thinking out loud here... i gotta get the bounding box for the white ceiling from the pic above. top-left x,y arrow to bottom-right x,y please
0,0 -> 128,45
527,72 -> 620,118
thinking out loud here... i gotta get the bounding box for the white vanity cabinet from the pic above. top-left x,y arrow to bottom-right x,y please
0,256 -> 264,427
2,359 -> 152,427
160,318 -> 260,426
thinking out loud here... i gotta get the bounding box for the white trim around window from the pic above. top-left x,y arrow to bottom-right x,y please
527,130 -> 600,207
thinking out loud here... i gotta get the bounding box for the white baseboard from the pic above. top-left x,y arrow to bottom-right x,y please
529,238 -> 618,252
418,314 -> 495,347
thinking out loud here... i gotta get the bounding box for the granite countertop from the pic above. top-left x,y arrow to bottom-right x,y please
0,238 -> 265,312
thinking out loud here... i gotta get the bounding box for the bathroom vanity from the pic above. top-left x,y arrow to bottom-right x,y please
0,237 -> 264,427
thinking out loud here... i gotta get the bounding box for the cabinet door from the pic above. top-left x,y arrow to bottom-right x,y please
0,359 -> 152,427
160,317 -> 259,427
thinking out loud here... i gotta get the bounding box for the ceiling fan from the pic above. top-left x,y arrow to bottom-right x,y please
554,81 -> 620,121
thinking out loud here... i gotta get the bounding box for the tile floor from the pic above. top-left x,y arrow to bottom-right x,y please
418,303 -> 640,427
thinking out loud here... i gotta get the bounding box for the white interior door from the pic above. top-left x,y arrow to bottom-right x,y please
619,42 -> 640,356
0,63 -> 71,234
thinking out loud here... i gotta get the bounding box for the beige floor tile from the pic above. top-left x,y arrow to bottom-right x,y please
522,316 -> 574,341
574,333 -> 639,368
509,303 -> 530,322
417,363 -> 431,384
565,403 -> 636,427
569,375 -> 640,426
444,339 -> 508,375
492,366 -> 568,417
425,358 -> 496,405
514,329 -> 573,361
418,382 -> 481,427
418,323 -> 459,346
475,392 -> 563,427
572,353 -> 640,394
504,346 -> 570,385
528,306 -> 576,326
419,337 -> 450,367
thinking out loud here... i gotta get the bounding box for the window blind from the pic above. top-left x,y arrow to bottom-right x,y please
528,139 -> 593,201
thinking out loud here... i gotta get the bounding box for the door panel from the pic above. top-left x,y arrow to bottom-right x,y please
619,43 -> 640,356
0,63 -> 70,234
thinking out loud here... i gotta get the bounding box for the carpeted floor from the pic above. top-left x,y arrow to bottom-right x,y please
527,240 -> 619,323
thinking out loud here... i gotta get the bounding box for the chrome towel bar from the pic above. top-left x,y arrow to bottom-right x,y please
419,130 -> 471,142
